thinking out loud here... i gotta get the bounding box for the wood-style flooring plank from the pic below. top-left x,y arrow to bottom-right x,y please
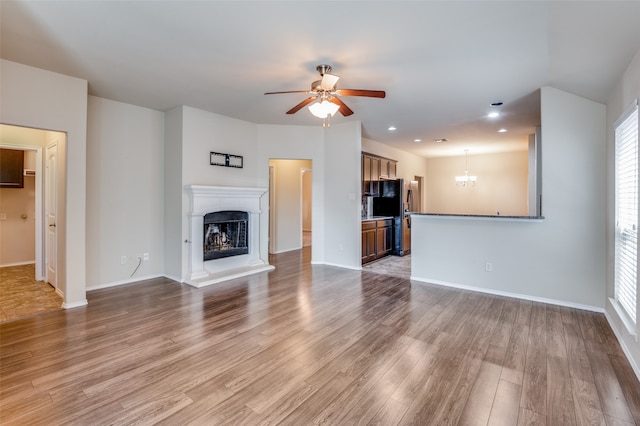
458,361 -> 502,425
488,379 -> 522,426
571,377 -> 606,426
547,355 -> 577,426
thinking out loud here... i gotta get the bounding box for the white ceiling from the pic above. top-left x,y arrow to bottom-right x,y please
2,1 -> 639,158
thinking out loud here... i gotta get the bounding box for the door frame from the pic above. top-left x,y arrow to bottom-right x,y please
45,142 -> 58,290
300,168 -> 312,248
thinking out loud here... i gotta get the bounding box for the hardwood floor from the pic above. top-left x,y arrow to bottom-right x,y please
1,247 -> 639,425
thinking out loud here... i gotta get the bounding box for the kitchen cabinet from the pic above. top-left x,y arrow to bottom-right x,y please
362,154 -> 380,196
362,153 -> 397,193
362,218 -> 393,264
376,219 -> 393,257
379,158 -> 397,179
362,221 -> 377,264
0,148 -> 24,188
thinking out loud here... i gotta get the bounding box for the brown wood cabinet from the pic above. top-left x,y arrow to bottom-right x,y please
362,218 -> 393,264
362,154 -> 380,196
379,158 -> 397,179
376,219 -> 393,257
361,221 -> 377,264
362,153 -> 397,193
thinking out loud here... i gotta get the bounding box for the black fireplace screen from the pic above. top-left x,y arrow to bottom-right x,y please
203,211 -> 249,261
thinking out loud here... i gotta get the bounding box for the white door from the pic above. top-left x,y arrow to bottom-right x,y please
45,143 -> 57,288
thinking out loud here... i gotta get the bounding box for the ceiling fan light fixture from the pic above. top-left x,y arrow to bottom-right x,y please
308,99 -> 339,118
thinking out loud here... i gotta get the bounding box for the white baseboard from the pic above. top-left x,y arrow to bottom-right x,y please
271,246 -> 303,254
63,299 -> 88,309
163,274 -> 183,284
314,261 -> 361,271
0,260 -> 35,268
86,274 -> 164,291
604,308 -> 640,383
410,276 -> 604,313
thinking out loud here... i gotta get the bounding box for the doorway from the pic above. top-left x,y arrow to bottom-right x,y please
413,176 -> 424,213
268,159 -> 312,255
0,124 -> 64,321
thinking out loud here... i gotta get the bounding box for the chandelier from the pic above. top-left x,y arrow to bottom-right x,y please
455,149 -> 477,186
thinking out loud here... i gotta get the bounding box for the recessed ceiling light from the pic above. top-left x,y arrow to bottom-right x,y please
487,112 -> 500,118
388,126 -> 396,131
413,139 -> 422,143
491,102 -> 503,106
434,138 -> 448,143
498,128 -> 507,133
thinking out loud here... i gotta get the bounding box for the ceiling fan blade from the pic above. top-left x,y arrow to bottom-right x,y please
320,73 -> 340,90
329,97 -> 354,116
265,90 -> 311,95
286,96 -> 317,114
337,89 -> 386,98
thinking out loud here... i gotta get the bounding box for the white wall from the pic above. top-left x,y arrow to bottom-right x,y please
425,151 -> 529,216
0,168 -> 36,266
179,107 -> 260,280
411,87 -> 606,310
257,124 -> 325,264
86,96 -> 165,289
164,106 -> 265,281
163,106 -> 184,282
323,121 -> 362,269
0,59 -> 88,308
605,49 -> 640,375
257,121 -> 363,269
269,159 -> 312,254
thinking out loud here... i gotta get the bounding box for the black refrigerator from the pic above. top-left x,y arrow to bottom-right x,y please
372,179 -> 414,256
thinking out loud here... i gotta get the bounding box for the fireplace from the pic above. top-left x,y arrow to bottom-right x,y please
185,185 -> 274,287
203,211 -> 249,260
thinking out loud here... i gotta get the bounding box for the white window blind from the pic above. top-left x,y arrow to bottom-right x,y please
614,99 -> 639,326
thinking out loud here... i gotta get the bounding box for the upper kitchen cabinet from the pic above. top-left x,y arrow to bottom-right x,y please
362,153 -> 380,196
0,148 -> 24,188
379,158 -> 397,179
362,153 -> 397,195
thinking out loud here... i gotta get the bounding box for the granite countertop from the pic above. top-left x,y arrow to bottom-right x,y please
361,216 -> 395,222
410,212 -> 545,221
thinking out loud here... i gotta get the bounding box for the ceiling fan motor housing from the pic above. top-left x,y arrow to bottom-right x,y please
316,64 -> 332,76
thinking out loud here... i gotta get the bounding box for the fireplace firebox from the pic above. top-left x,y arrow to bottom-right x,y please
203,211 -> 249,261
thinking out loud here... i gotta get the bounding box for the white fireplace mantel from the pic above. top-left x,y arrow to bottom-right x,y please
184,185 -> 274,287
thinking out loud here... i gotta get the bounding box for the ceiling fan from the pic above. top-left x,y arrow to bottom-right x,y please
264,64 -> 386,122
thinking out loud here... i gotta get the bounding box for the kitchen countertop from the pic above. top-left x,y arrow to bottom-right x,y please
361,216 -> 394,222
410,212 -> 545,222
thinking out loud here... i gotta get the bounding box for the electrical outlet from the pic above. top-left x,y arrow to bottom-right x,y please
485,262 -> 493,272
143,252 -> 149,261
121,256 -> 127,265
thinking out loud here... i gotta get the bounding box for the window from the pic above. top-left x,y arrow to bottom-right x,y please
614,99 -> 639,331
